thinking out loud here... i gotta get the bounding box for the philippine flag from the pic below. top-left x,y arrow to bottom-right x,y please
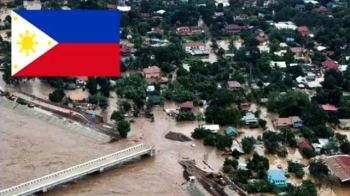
11,10 -> 121,77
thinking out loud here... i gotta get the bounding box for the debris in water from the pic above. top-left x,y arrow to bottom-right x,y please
165,131 -> 192,142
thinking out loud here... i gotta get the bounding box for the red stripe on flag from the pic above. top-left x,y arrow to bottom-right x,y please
14,43 -> 120,77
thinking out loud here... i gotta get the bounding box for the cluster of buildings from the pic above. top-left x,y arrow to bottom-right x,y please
267,154 -> 350,188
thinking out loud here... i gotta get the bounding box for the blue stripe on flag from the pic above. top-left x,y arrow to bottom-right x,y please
15,10 -> 120,43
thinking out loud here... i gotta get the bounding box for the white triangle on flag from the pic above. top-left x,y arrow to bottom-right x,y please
11,10 -> 58,76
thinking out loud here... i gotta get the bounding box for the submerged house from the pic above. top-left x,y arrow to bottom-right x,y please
225,126 -> 238,136
267,170 -> 287,187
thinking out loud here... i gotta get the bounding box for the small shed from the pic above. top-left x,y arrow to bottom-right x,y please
225,126 -> 238,136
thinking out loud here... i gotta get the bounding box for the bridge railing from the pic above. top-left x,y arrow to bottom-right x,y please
0,143 -> 148,195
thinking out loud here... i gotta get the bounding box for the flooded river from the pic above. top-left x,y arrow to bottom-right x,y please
1,76 -> 350,196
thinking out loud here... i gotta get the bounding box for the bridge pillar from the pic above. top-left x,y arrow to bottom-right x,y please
99,167 -> 105,173
43,187 -> 48,193
148,148 -> 156,157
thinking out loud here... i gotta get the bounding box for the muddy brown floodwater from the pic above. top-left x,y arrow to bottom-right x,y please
1,100 -> 226,196
1,77 -> 350,196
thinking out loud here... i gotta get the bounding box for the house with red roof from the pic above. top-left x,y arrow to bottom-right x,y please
153,27 -> 164,35
143,66 -> 161,79
321,104 -> 338,112
321,59 -> 339,70
240,103 -> 250,111
120,46 -> 132,56
180,101 -> 194,111
274,118 -> 293,128
107,4 -> 117,9
224,24 -> 247,34
190,26 -> 202,35
226,81 -> 242,90
297,26 -> 310,37
313,6 -> 328,13
176,26 -> 192,36
255,35 -> 268,43
290,47 -> 305,60
298,137 -> 313,151
325,155 -> 350,182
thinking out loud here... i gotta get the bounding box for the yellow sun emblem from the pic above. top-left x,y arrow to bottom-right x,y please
17,30 -> 38,57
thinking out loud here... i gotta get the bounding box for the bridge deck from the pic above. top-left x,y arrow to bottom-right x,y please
0,143 -> 153,196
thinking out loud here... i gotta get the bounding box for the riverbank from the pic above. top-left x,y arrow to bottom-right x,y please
0,96 -> 113,143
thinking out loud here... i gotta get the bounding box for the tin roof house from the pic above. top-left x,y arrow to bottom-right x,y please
268,170 -> 287,187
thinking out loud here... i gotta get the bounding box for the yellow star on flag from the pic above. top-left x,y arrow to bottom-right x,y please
16,29 -> 38,57
13,64 -> 18,70
13,15 -> 18,22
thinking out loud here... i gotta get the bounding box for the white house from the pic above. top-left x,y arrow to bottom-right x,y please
202,124 -> 220,133
241,113 -> 258,124
184,42 -> 206,53
273,22 -> 297,30
270,61 -> 287,69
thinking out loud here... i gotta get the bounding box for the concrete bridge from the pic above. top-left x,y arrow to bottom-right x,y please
0,144 -> 155,196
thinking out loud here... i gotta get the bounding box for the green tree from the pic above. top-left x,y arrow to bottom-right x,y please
192,128 -> 212,139
247,153 -> 269,172
4,15 -> 11,23
241,136 -> 256,154
117,120 -> 131,138
223,158 -> 238,173
231,71 -> 246,84
204,134 -> 216,146
231,169 -> 253,184
268,91 -> 310,117
49,89 -> 65,103
279,127 -> 297,147
287,180 -> 318,196
311,125 -> 334,138
301,148 -> 316,159
121,100 -> 132,112
215,135 -> 233,150
86,77 -> 98,95
110,110 -> 125,122
309,160 -> 329,178
302,104 -> 329,127
98,96 -> 109,110
287,161 -> 305,178
258,119 -> 267,129
175,111 -> 196,121
340,141 -> 350,154
263,131 -> 279,154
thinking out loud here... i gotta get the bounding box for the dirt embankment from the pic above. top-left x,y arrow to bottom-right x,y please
179,160 -> 229,196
